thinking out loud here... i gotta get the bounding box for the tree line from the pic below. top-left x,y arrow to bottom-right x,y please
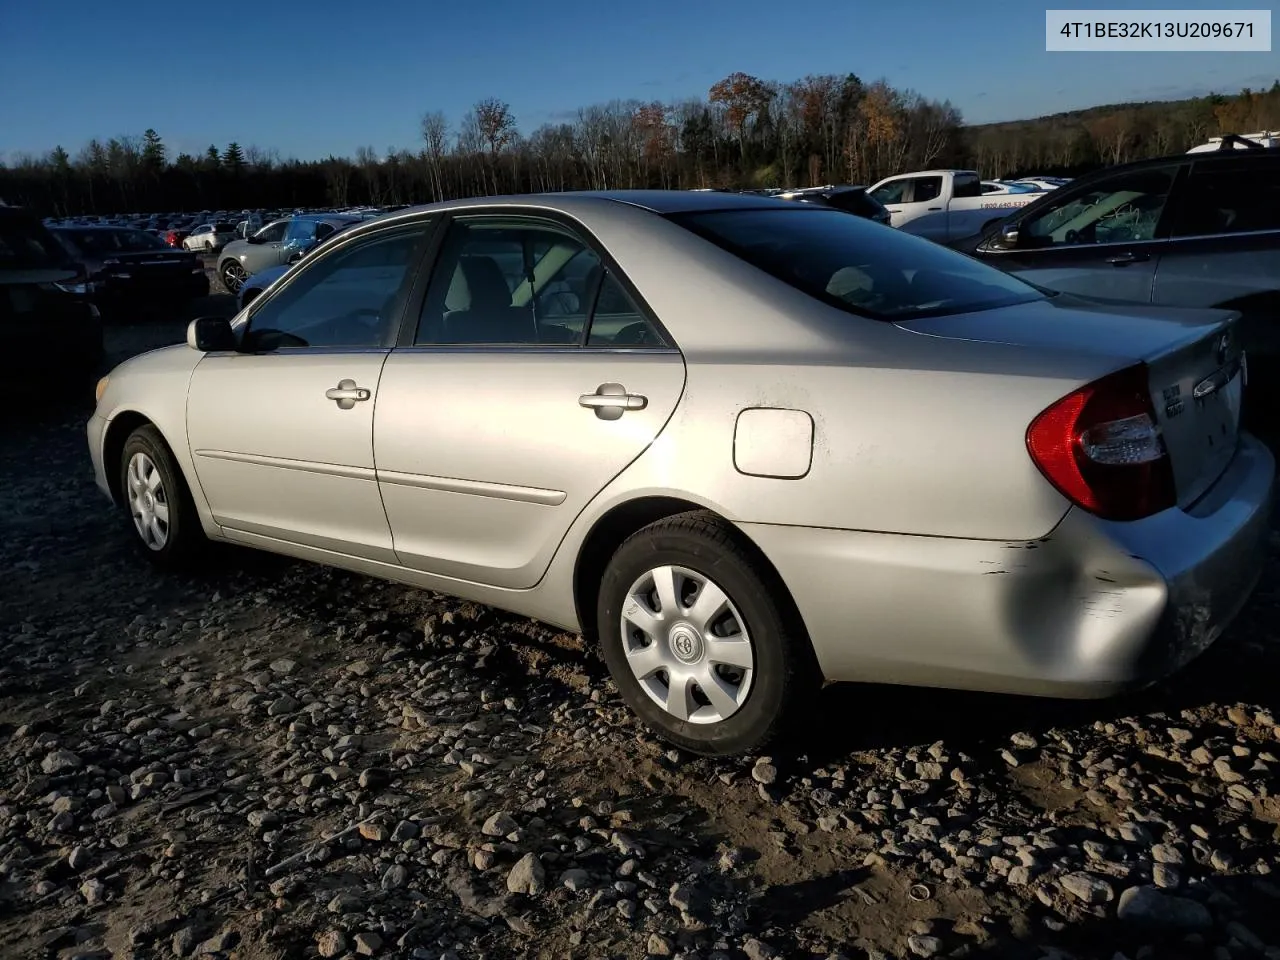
2,75 -> 1278,217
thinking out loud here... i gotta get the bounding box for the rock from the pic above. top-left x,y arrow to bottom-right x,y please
172,927 -> 198,957
317,930 -> 347,958
358,767 -> 390,790
359,822 -> 389,842
560,868 -> 591,891
482,811 -> 518,837
752,759 -> 778,785
1214,758 -> 1244,783
79,879 -> 106,905
1116,885 -> 1212,932
743,938 -> 778,960
1151,843 -> 1184,865
381,864 -> 409,890
1061,871 -> 1114,904
270,658 -> 297,674
908,935 -> 944,957
267,695 -> 298,716
41,749 -> 82,775
354,931 -> 383,955
67,846 -> 90,871
1152,863 -> 1181,888
247,809 -> 279,829
647,933 -> 674,956
347,660 -> 374,677
506,853 -> 546,894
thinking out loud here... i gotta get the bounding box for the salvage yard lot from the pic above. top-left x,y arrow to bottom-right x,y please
2,300 -> 1280,960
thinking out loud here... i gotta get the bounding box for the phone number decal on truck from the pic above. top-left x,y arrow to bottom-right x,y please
980,200 -> 1027,209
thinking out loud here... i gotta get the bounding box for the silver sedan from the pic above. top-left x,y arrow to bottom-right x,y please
87,191 -> 1274,756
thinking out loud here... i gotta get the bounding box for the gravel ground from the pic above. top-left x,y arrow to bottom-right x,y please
2,296 -> 1280,960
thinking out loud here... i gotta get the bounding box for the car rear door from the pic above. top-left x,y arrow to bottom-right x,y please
1150,155 -> 1280,406
975,161 -> 1188,303
374,212 -> 686,590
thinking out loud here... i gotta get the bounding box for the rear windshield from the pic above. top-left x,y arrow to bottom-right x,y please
60,229 -> 169,254
0,211 -> 69,269
671,207 -> 1045,321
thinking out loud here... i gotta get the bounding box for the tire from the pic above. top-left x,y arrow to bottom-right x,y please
118,424 -> 206,569
596,511 -> 816,757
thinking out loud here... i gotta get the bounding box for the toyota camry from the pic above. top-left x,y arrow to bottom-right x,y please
87,190 -> 1274,756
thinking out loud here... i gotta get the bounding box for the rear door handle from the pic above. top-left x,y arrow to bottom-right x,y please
326,379 -> 371,410
1105,251 -> 1150,265
579,382 -> 647,420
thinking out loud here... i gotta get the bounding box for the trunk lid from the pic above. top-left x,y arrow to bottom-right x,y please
899,293 -> 1245,509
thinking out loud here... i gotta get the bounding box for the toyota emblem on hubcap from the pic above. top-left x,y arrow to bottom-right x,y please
669,624 -> 703,664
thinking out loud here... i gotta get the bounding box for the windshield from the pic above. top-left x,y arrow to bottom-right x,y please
672,207 -> 1046,321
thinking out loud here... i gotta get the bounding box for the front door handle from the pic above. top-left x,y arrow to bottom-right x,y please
1105,251 -> 1150,266
579,382 -> 647,421
326,379 -> 371,410
926,206 -> 942,211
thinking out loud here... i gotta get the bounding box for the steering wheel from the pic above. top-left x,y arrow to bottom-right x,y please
611,321 -> 654,346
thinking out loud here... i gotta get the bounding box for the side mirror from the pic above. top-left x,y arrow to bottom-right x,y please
187,316 -> 237,352
996,223 -> 1020,248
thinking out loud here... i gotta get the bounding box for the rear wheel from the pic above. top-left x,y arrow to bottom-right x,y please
596,511 -> 816,756
118,425 -> 206,569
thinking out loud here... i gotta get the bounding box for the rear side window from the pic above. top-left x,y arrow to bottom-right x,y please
952,174 -> 982,199
672,207 -> 1044,321
909,176 -> 943,203
1172,162 -> 1280,237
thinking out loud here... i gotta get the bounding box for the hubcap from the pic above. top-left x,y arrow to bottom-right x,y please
126,452 -> 170,551
619,565 -> 754,724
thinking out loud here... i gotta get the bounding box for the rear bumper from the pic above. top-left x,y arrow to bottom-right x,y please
741,433 -> 1274,697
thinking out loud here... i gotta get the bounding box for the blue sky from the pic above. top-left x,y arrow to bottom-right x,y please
1,0 -> 1275,162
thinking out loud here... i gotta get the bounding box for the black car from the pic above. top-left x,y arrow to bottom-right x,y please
51,225 -> 209,317
775,185 -> 893,225
961,146 -> 1280,424
0,204 -> 103,390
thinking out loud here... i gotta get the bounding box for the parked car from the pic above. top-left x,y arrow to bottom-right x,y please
183,222 -> 237,252
868,169 -> 1040,244
1187,131 -> 1280,153
1,203 -> 103,389
163,223 -> 194,248
960,147 -> 1280,425
981,180 -> 1043,195
51,225 -> 209,315
237,220 -> 363,308
87,190 -> 1273,756
217,214 -> 364,293
774,185 -> 893,224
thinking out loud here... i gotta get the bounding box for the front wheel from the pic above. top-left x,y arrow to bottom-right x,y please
596,511 -> 816,756
220,260 -> 247,294
118,425 -> 206,569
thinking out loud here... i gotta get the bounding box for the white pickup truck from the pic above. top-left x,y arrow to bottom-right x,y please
867,169 -> 1041,245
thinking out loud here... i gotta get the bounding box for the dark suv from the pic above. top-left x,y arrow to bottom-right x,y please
0,204 -> 103,392
963,147 -> 1280,422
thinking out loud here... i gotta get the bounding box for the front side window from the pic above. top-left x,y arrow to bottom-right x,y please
1019,165 -> 1180,248
672,207 -> 1044,321
1172,162 -> 1280,237
870,180 -> 908,205
244,227 -> 423,350
256,221 -> 288,243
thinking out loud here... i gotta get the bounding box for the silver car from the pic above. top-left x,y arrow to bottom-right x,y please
87,191 -> 1274,756
217,215 -> 364,294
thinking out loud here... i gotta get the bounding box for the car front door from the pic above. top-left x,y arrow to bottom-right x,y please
186,222 -> 432,562
975,162 -> 1187,303
374,213 -> 687,589
1151,156 -> 1280,412
243,219 -> 289,273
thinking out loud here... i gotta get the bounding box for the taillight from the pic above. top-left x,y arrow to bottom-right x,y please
1026,363 -> 1175,521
